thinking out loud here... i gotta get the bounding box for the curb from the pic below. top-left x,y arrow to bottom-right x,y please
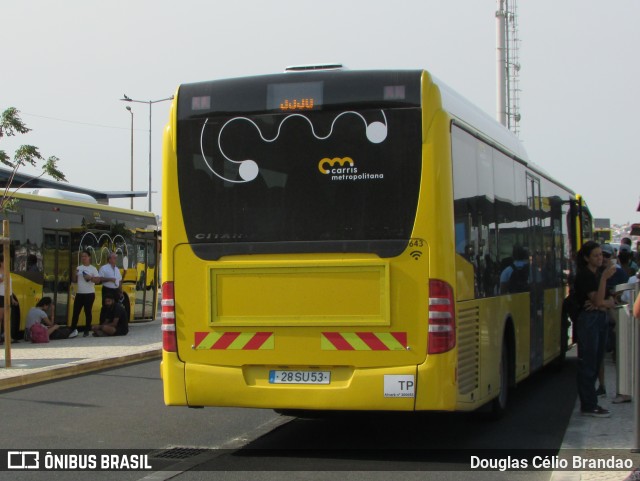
0,348 -> 162,391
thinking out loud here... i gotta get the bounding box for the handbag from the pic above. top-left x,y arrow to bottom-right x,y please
30,323 -> 50,343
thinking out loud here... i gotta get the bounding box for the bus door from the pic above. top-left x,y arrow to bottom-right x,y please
42,230 -> 71,324
526,174 -> 544,371
134,236 -> 157,320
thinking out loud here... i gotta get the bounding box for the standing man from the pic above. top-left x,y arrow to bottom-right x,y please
574,241 -> 616,418
70,250 -> 101,338
594,243 -> 625,397
98,252 -> 122,305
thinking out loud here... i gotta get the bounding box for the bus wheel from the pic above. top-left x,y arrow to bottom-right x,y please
489,341 -> 509,419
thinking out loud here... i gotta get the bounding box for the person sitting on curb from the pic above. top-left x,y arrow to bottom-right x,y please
92,292 -> 129,337
24,297 -> 59,340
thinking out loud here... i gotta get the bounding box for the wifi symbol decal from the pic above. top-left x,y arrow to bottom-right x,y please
410,251 -> 422,260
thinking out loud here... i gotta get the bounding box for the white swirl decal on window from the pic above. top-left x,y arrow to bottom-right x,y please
78,232 -> 130,268
199,110 -> 388,183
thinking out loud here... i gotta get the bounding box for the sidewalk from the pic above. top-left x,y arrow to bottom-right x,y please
0,318 -> 161,391
553,352 -> 639,481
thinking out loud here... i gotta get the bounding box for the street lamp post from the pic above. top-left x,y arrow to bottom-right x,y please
125,106 -> 134,209
120,94 -> 173,212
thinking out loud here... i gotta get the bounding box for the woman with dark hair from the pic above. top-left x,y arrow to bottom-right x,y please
574,241 -> 617,417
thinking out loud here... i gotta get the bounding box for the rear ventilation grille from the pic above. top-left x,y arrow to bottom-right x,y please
457,306 -> 480,395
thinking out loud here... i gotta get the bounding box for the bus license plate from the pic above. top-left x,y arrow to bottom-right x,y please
269,370 -> 331,385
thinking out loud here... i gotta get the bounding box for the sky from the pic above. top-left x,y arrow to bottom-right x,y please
2,0 -> 639,225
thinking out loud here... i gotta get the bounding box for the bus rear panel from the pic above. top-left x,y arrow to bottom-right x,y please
163,70 -> 459,411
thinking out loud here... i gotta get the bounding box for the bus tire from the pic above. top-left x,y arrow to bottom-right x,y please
488,341 -> 509,419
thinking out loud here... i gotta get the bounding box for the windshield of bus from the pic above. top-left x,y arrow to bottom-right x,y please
176,71 -> 423,259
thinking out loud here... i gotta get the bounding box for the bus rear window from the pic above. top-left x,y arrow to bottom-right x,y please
176,71 -> 422,258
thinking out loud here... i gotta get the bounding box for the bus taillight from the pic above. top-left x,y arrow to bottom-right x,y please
428,279 -> 456,354
161,282 -> 177,352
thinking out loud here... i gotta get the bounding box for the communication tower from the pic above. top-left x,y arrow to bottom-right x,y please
496,0 -> 521,135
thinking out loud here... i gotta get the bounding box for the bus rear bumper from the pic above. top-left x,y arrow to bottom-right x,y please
174,362 -> 449,411
161,351 -> 188,406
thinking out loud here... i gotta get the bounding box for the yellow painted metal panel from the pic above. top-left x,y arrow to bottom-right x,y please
161,354 -> 188,406
210,261 -> 390,326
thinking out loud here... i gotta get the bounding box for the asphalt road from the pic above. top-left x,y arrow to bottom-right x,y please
0,356 -> 578,480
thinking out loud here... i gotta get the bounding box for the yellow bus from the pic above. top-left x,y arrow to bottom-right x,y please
575,196 -> 593,250
161,67 -> 590,415
5,190 -> 158,332
593,227 -> 613,245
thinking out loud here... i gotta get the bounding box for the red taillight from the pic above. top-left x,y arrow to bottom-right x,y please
161,281 -> 177,352
428,279 -> 456,354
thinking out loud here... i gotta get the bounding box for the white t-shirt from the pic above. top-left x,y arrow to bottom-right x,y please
98,263 -> 122,289
76,264 -> 100,294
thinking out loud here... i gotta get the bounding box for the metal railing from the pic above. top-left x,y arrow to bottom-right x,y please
613,281 -> 640,451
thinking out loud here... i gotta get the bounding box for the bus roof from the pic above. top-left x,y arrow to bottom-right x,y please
433,76 -> 529,162
17,188 -> 98,204
431,74 -> 574,195
11,190 -> 157,220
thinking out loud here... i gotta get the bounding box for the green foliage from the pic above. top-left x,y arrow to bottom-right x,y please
0,107 -> 31,138
1,107 -> 66,213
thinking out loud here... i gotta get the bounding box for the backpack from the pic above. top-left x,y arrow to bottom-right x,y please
30,323 -> 50,343
49,326 -> 71,340
508,263 -> 530,293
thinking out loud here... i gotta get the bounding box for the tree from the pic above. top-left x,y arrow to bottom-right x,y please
0,107 -> 66,212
